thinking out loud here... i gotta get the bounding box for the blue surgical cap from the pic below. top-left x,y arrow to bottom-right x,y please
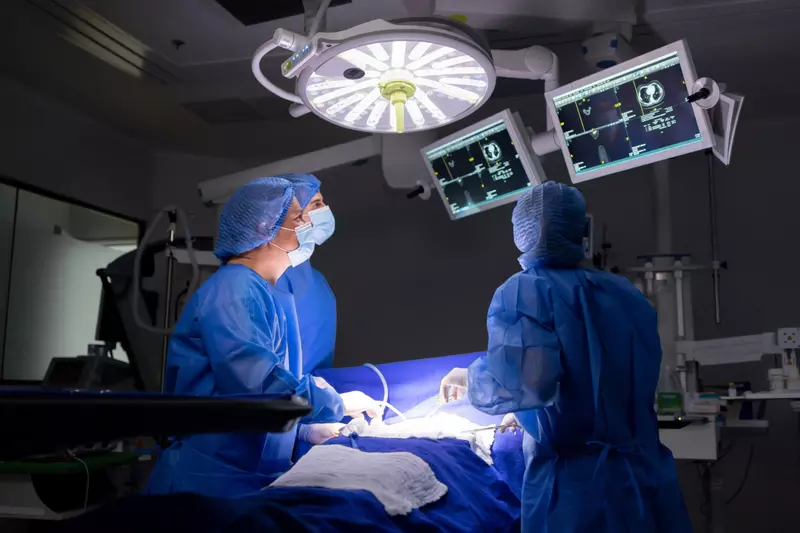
214,177 -> 295,261
276,173 -> 321,210
512,181 -> 586,267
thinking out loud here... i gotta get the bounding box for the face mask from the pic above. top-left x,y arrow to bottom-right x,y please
308,206 -> 335,245
273,222 -> 315,267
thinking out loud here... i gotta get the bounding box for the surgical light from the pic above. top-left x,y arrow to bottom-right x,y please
252,18 -> 496,134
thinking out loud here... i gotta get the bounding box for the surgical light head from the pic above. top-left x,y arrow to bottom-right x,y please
254,18 -> 496,134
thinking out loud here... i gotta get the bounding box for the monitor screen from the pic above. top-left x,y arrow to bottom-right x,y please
422,109 -> 543,220
546,41 -> 712,183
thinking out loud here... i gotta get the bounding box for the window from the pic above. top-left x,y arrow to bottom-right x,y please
0,181 -> 140,381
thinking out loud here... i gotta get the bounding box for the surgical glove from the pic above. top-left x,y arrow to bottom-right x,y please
500,413 -> 520,434
340,391 -> 382,420
313,376 -> 333,390
439,368 -> 469,403
299,423 -> 346,445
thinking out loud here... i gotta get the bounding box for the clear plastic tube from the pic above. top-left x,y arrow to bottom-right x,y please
363,363 -> 388,404
425,397 -> 446,418
363,363 -> 406,421
381,401 -> 406,421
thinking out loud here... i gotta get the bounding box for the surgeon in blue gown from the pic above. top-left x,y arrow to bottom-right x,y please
275,174 -> 337,374
147,177 -> 380,498
440,182 -> 692,532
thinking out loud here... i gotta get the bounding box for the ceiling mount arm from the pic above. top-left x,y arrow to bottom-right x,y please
304,0 -> 333,37
492,46 -> 559,129
252,29 -> 307,106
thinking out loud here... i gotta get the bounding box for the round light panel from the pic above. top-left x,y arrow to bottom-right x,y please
298,36 -> 495,133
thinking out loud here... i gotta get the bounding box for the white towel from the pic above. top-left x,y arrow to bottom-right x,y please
266,445 -> 447,516
341,413 -> 496,465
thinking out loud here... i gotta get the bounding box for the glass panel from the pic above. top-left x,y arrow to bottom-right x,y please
2,191 -> 138,380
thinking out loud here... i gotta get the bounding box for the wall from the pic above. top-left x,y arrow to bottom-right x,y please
150,150 -> 258,238
669,117 -> 800,340
68,204 -> 140,243
0,75 -> 154,220
665,117 -> 800,532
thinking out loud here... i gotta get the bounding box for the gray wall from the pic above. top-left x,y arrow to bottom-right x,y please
0,76 -> 154,220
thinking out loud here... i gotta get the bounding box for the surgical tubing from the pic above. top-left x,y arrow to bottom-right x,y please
362,363 -> 406,421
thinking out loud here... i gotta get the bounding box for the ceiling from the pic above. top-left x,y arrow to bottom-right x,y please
0,0 -> 797,161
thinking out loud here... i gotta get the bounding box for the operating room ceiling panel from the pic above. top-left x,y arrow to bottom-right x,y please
214,0 -> 352,26
77,0 -> 413,67
432,0 -> 636,30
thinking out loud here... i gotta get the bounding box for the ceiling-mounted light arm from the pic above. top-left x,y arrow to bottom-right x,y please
492,46 -> 559,129
252,1 -> 332,114
252,29 -> 307,105
304,0 -> 333,37
289,103 -> 312,117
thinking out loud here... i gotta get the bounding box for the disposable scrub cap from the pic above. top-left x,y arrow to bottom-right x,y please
276,173 -> 321,210
512,181 -> 587,267
214,177 -> 295,261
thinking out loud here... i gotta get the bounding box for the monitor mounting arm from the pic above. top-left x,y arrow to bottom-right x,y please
492,46 -> 559,126
492,46 -> 562,157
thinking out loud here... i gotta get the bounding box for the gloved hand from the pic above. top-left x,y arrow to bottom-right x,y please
299,423 -> 346,445
499,413 -> 520,434
439,367 -> 468,403
340,391 -> 382,421
313,376 -> 333,390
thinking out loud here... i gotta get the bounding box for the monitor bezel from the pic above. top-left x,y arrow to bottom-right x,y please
545,39 -> 713,184
421,108 -> 544,221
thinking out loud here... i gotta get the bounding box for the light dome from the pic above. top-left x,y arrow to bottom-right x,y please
296,19 -> 496,134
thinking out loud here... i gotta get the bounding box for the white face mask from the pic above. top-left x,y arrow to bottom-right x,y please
273,222 -> 315,267
308,206 -> 335,246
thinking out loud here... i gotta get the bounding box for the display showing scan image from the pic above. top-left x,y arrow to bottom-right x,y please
553,51 -> 702,175
426,120 -> 532,218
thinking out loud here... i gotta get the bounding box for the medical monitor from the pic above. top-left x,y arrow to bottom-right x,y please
546,40 -> 713,184
421,109 -> 545,220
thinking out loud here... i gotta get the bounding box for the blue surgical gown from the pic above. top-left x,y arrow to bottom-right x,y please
276,261 -> 336,373
146,264 -> 344,498
469,254 -> 691,533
